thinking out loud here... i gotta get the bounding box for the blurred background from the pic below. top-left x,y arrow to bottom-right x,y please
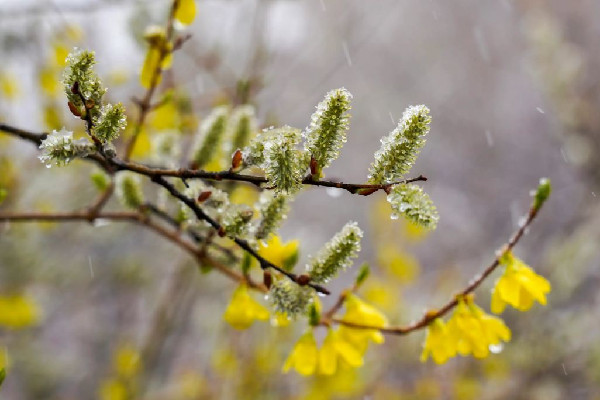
1,0 -> 599,399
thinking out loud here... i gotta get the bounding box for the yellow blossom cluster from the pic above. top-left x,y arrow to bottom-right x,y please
283,295 -> 388,376
421,253 -> 550,364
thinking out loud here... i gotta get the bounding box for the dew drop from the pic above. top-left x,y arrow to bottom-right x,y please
326,187 -> 342,198
489,343 -> 503,354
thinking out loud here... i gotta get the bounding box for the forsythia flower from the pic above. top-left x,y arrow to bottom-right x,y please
223,284 -> 269,330
338,294 -> 388,354
0,293 -> 40,329
258,235 -> 299,270
113,344 -> 141,378
140,27 -> 172,89
491,251 -> 551,314
319,329 -> 363,375
420,318 -> 456,364
99,378 -> 128,400
282,330 -> 319,375
447,296 -> 511,359
174,0 -> 197,25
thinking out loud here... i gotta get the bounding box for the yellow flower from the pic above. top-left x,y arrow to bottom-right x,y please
223,284 -> 269,330
338,294 -> 388,354
140,27 -> 173,89
0,294 -> 40,329
491,252 -> 551,314
447,296 -> 511,359
258,235 -> 299,269
113,344 -> 140,378
0,72 -> 20,100
174,0 -> 197,25
282,330 -> 318,375
99,378 -> 128,400
319,329 -> 363,375
420,318 -> 456,364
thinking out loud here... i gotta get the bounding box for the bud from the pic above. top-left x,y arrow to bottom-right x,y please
387,183 -> 438,229
369,105 -> 431,184
306,221 -> 363,284
269,279 -> 313,318
68,101 -> 82,117
116,172 -> 144,209
304,88 -> 352,175
263,271 -> 273,289
532,177 -> 551,211
231,149 -> 243,170
355,263 -> 370,286
197,191 -> 212,202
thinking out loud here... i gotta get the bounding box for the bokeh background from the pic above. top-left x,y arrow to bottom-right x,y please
1,0 -> 599,399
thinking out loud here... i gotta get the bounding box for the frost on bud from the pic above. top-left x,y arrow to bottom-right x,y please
38,128 -> 94,167
254,191 -> 290,240
369,105 -> 431,184
191,106 -> 229,168
304,88 -> 352,175
242,127 -> 278,166
262,126 -> 305,195
152,132 -> 181,167
222,204 -> 254,237
532,177 -> 551,211
93,103 -> 127,143
229,105 -> 258,152
116,172 -> 144,209
62,49 -> 106,119
270,279 -> 313,318
306,221 -> 363,284
387,184 -> 438,230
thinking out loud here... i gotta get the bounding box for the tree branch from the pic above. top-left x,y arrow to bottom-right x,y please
327,204 -> 542,335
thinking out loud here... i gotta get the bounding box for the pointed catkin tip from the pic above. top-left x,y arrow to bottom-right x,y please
532,177 -> 551,211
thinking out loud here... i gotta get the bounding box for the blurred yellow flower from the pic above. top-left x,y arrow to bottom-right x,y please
376,245 -> 420,283
223,284 -> 269,330
338,294 -> 388,354
52,42 -> 69,67
447,296 -> 510,359
0,294 -> 40,329
319,329 -> 363,375
99,378 -> 128,400
491,251 -> 551,314
175,0 -> 197,25
113,344 -> 140,378
39,67 -> 60,97
282,330 -> 318,375
420,318 -> 456,364
140,27 -> 172,89
258,235 -> 299,270
0,72 -> 20,100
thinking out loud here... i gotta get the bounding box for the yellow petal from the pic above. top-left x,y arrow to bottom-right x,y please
318,330 -> 338,375
175,0 -> 196,25
140,47 -> 162,89
283,330 -> 318,375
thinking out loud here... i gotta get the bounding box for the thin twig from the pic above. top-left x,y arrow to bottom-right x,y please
329,206 -> 541,335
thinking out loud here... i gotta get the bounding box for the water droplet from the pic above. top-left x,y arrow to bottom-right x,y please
536,107 -> 545,114
489,343 -> 503,354
390,213 -> 399,220
317,292 -> 327,297
326,187 -> 341,198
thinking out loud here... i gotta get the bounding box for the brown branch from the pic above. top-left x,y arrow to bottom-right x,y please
123,0 -> 181,160
0,209 -> 255,288
0,124 -> 427,195
151,175 -> 330,294
329,205 -> 542,335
